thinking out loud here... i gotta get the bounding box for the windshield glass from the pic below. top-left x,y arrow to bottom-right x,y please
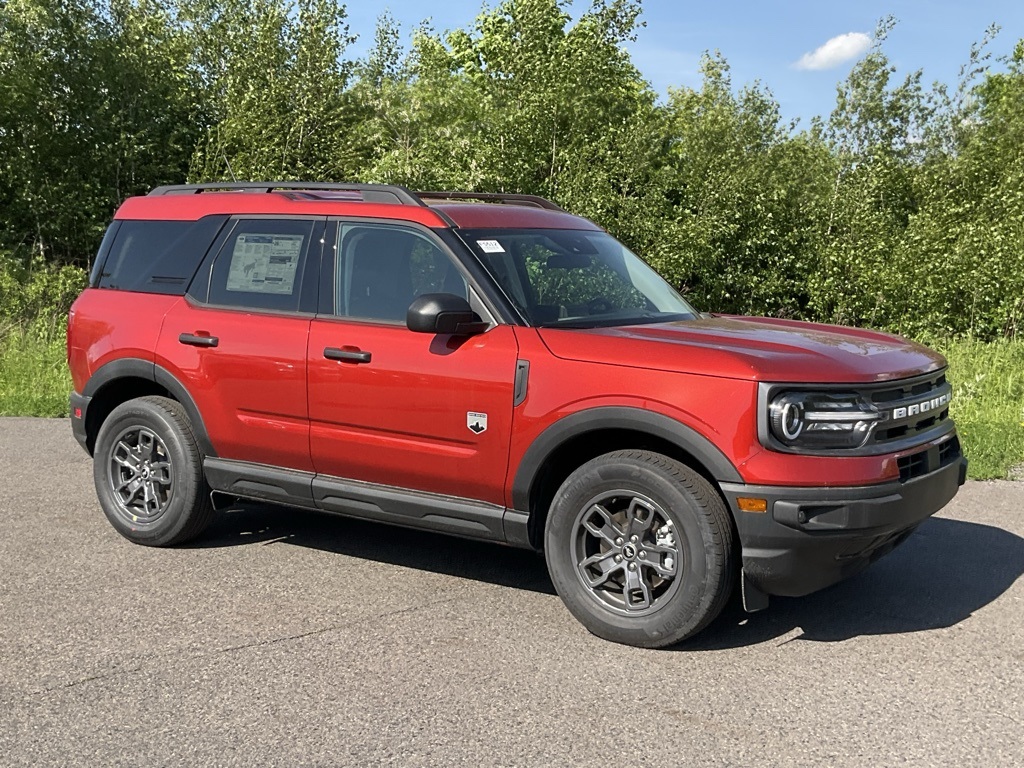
461,228 -> 698,328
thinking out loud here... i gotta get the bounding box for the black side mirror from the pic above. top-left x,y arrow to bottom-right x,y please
407,293 -> 487,335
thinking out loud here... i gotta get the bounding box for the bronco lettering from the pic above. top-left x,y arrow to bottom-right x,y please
892,392 -> 951,420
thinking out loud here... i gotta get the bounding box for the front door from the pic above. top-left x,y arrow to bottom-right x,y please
307,221 -> 519,506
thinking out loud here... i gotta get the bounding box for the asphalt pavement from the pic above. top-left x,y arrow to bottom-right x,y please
0,417 -> 1021,767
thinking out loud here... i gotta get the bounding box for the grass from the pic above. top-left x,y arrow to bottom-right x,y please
0,322 -> 73,417
1,320 -> 1022,479
934,337 -> 1024,480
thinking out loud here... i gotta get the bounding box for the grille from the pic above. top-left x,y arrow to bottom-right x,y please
869,372 -> 946,404
897,435 -> 962,482
866,371 -> 952,447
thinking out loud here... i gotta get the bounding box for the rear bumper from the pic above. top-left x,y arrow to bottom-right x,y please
70,391 -> 91,454
721,455 -> 967,597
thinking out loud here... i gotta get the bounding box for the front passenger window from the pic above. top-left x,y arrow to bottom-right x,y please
336,225 -> 468,323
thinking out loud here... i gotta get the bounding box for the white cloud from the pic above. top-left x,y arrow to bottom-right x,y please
794,32 -> 871,71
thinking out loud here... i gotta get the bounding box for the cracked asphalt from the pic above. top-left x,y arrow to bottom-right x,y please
1,417 -> 1022,767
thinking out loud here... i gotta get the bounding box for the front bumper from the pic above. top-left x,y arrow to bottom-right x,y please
721,455 -> 967,597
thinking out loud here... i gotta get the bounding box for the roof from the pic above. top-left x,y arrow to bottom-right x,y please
114,193 -> 449,227
113,183 -> 601,231
429,203 -> 601,230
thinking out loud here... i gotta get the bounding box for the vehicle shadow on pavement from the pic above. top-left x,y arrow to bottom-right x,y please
190,502 -> 558,595
191,508 -> 1022,648
676,517 -> 1024,650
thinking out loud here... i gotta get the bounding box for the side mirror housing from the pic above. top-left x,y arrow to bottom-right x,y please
407,293 -> 487,335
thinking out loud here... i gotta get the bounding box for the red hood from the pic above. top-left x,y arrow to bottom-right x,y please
538,315 -> 945,383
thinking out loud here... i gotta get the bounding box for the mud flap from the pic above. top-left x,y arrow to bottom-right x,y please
741,569 -> 770,612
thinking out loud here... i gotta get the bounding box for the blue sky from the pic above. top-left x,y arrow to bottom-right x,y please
344,0 -> 1024,126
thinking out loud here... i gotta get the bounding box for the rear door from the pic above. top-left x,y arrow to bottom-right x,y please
307,220 -> 519,506
158,216 -> 324,471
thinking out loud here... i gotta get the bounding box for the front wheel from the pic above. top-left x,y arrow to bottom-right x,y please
544,450 -> 735,648
93,395 -> 214,546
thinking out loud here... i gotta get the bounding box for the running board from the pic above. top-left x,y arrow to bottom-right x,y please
203,457 -> 516,545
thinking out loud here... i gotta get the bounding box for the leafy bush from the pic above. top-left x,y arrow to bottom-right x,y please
0,323 -> 72,417
0,251 -> 86,416
0,251 -> 88,330
935,337 -> 1024,479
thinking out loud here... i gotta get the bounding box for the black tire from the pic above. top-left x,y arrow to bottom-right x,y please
93,395 -> 214,546
544,450 -> 735,648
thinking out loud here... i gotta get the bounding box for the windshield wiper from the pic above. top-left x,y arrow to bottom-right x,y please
538,311 -> 695,329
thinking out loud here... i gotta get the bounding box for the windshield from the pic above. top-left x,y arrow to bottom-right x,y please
461,228 -> 698,328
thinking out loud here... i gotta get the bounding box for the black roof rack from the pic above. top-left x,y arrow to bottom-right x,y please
148,182 -> 424,207
146,183 -> 567,212
416,191 -> 565,212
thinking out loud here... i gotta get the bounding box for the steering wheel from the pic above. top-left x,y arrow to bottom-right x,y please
587,296 -> 615,314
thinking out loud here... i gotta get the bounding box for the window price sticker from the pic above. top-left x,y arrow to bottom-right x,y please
476,239 -> 505,254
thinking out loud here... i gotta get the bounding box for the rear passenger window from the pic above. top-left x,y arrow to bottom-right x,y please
208,219 -> 314,312
98,217 -> 226,294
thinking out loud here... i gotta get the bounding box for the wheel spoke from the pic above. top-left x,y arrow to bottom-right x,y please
120,476 -> 144,505
622,565 -> 652,611
579,550 -> 624,588
582,503 -> 626,545
622,497 -> 655,539
113,441 -> 141,470
150,462 -> 172,485
137,429 -> 157,461
145,481 -> 164,514
642,543 -> 678,578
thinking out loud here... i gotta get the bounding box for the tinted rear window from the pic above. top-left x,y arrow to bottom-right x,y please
98,217 -> 227,294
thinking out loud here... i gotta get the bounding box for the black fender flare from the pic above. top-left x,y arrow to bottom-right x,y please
510,406 -> 742,515
83,358 -> 216,457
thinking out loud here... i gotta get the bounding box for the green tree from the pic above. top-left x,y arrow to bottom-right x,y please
185,0 -> 357,182
807,20 -> 932,330
643,54 -> 830,317
0,0 -> 197,264
353,0 -> 658,211
897,37 -> 1024,338
0,0 -> 115,261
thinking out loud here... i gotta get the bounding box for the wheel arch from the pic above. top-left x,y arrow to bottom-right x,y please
82,359 -> 215,457
511,407 -> 742,550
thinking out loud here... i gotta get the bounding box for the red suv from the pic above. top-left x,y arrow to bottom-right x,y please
68,182 -> 967,647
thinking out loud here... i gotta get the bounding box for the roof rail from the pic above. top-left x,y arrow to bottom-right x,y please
148,182 -> 425,207
416,191 -> 565,212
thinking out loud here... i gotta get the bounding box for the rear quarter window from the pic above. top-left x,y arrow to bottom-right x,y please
97,217 -> 227,294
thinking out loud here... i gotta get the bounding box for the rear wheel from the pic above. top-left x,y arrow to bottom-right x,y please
544,450 -> 734,648
93,396 -> 214,546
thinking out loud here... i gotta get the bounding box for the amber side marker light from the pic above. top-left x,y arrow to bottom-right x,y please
736,497 -> 768,513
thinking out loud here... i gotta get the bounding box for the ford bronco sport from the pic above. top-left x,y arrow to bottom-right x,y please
67,182 -> 967,648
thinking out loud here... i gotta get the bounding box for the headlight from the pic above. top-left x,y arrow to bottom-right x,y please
768,391 -> 882,450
